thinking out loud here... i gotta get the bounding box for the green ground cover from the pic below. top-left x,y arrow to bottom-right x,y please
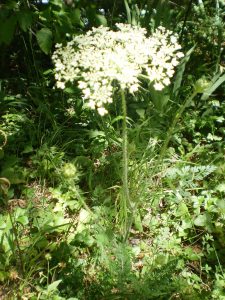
0,0 -> 224,299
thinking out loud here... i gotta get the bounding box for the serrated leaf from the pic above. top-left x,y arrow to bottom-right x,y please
36,28 -> 53,54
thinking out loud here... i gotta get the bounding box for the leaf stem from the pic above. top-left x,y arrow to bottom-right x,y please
120,89 -> 131,239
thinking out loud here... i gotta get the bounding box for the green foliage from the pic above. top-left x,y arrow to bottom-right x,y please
0,0 -> 224,299
36,28 -> 53,55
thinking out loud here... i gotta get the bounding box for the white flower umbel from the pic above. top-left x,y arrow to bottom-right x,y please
52,24 -> 183,115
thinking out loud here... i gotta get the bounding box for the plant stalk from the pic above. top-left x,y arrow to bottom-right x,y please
120,89 -> 131,239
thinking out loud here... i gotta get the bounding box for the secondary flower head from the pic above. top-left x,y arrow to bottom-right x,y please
52,24 -> 183,115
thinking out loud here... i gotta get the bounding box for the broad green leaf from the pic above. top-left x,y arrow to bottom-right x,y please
36,28 -> 53,55
0,168 -> 25,184
194,214 -> 211,227
17,215 -> 29,226
176,202 -> 189,217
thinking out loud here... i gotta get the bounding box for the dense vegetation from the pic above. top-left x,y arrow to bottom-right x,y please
0,0 -> 225,299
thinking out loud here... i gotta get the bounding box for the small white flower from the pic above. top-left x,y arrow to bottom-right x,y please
78,81 -> 87,89
57,81 -> 65,89
87,100 -> 96,109
170,36 -> 177,43
154,82 -> 164,90
97,107 -> 108,116
163,78 -> 170,86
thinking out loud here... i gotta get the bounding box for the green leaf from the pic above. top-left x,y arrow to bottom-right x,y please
111,115 -> 124,125
124,0 -> 132,24
216,199 -> 225,213
64,87 -> 77,94
17,215 -> 29,226
216,183 -> 225,192
0,16 -> 17,45
95,14 -> 107,26
149,85 -> 170,112
136,108 -> 145,119
173,46 -> 195,97
22,144 -> 33,154
194,214 -> 211,227
0,168 -> 25,184
17,11 -> 33,32
176,202 -> 189,217
70,8 -> 83,26
36,28 -> 53,55
47,280 -> 62,292
88,130 -> 105,139
201,72 -> 225,100
134,212 -> 143,232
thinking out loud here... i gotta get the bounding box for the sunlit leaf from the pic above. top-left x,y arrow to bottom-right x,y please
36,28 -> 53,54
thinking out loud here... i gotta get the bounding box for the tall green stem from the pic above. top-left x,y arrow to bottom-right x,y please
120,89 -> 131,238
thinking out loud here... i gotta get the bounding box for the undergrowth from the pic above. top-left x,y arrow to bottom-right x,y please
0,0 -> 225,299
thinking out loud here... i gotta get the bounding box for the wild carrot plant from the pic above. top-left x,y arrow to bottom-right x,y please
52,23 -> 183,238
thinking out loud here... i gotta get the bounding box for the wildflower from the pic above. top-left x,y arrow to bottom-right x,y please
52,24 -> 183,115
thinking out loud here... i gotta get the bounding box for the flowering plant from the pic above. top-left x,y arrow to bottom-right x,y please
52,24 -> 183,115
52,23 -> 184,239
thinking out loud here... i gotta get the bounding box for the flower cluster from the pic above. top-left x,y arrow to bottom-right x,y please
52,24 -> 183,115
